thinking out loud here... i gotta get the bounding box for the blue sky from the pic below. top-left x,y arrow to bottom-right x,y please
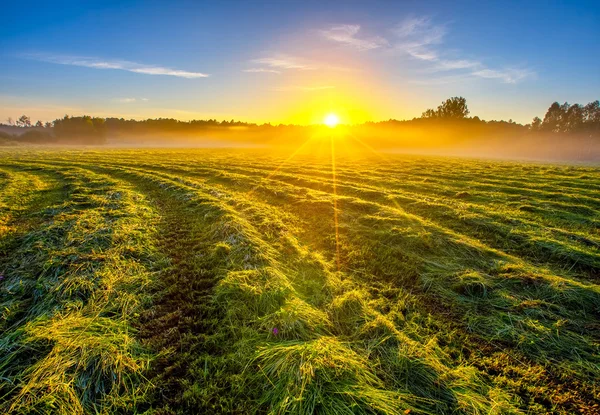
1,0 -> 598,124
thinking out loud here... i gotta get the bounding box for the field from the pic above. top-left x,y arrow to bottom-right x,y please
0,148 -> 599,415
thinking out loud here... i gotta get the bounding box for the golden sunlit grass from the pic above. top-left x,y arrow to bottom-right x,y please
1,149 -> 599,415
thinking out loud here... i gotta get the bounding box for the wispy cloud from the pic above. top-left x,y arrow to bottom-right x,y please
246,55 -> 354,75
391,17 -> 533,84
434,59 -> 481,71
391,16 -> 445,60
114,97 -> 150,103
242,68 -> 281,74
471,68 -> 534,84
408,73 -> 476,86
319,24 -> 388,50
274,85 -> 335,92
251,55 -> 316,71
24,53 -> 210,79
318,17 -> 534,84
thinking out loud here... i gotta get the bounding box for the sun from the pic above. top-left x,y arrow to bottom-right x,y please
324,113 -> 340,128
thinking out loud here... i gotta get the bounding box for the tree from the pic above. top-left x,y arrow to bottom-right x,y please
6,117 -> 13,125
35,120 -> 44,128
582,100 -> 600,133
541,102 -> 564,132
53,115 -> 107,144
422,97 -> 469,119
437,97 -> 469,118
421,108 -> 438,118
564,104 -> 584,132
16,114 -> 31,127
584,100 -> 600,123
44,121 -> 53,129
530,116 -> 542,131
537,100 -> 599,135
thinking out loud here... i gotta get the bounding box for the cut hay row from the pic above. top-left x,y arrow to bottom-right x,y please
26,156 -> 600,371
96,155 -> 600,239
93,157 -> 600,279
0,166 -> 66,243
0,150 -> 599,414
0,163 -> 165,414
94,163 -> 524,414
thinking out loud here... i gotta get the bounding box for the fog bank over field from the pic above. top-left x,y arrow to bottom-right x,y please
385,133 -> 600,163
2,97 -> 599,162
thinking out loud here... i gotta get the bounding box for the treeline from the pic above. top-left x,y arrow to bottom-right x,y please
372,96 -> 600,135
53,115 -> 106,144
0,115 -> 107,144
1,97 -> 599,146
531,101 -> 600,133
0,115 -> 266,144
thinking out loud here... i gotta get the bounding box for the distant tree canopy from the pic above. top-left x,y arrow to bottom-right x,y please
16,114 -> 31,127
102,117 -> 258,133
532,100 -> 600,134
53,115 -> 107,144
422,97 -> 469,119
2,97 -> 599,147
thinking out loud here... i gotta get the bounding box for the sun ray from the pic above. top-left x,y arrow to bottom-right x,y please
345,132 -> 411,214
330,134 -> 341,272
246,134 -> 317,197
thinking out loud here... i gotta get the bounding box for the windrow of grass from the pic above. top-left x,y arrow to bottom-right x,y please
0,166 -> 66,249
1,149 -> 598,415
97,155 -> 600,283
83,155 -> 600,277
75,162 -> 524,414
220,160 -> 600,271
222,159 -> 600,381
192,159 -> 600,383
77,151 -> 600,413
0,163 -> 165,414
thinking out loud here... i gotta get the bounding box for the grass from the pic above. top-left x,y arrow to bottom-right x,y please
0,148 -> 599,414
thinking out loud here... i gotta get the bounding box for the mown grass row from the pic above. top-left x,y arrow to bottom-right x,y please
97,163 -> 523,414
0,163 -> 165,414
1,149 -> 599,414
25,153 -> 600,409
87,151 -> 598,413
81,155 -> 600,281
83,155 -> 600,247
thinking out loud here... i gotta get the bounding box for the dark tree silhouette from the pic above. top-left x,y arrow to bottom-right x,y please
542,102 -> 564,132
565,104 -> 584,132
53,115 -> 107,144
540,100 -> 599,134
530,116 -> 542,131
584,101 -> 600,131
422,97 -> 469,119
16,115 -> 31,127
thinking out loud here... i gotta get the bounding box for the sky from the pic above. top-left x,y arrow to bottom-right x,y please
1,0 -> 598,125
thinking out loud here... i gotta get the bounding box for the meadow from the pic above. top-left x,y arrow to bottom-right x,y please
0,148 -> 599,415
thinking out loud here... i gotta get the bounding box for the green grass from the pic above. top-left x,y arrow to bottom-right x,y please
0,149 -> 599,414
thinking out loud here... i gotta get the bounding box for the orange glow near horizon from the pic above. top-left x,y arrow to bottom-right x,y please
242,121 -> 356,272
